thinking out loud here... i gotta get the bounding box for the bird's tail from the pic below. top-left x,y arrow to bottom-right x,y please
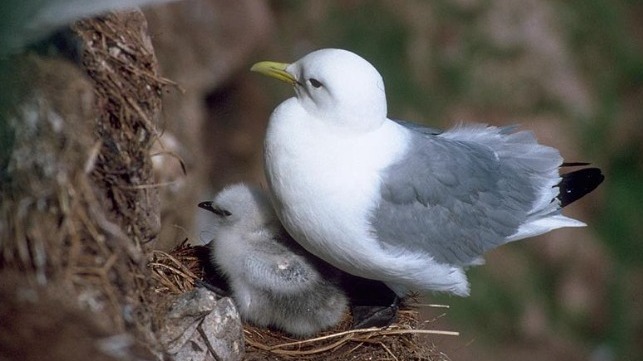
557,166 -> 605,207
505,164 -> 604,244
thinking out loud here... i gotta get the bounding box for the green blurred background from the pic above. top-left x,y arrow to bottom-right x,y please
258,1 -> 643,360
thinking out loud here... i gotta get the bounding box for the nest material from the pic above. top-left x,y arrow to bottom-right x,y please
0,10 -> 171,358
72,11 -> 175,247
0,52 -> 145,334
149,241 -> 455,361
148,240 -> 208,295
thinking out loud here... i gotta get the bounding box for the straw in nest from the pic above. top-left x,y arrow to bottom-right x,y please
149,241 -> 457,360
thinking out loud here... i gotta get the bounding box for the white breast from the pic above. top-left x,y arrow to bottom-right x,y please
264,98 -> 409,277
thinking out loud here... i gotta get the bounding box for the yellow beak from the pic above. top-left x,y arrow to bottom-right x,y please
250,61 -> 297,86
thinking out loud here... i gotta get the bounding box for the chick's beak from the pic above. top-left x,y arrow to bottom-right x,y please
250,61 -> 297,86
198,201 -> 215,212
198,201 -> 231,217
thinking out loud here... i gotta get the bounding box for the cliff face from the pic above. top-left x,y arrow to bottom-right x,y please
0,8 -> 170,359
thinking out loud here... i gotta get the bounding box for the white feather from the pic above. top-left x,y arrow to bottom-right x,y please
259,48 -> 593,297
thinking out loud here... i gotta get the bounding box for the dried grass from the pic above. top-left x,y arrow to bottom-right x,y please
149,242 -> 456,361
148,240 -> 207,295
73,11 -> 176,247
0,10 -> 171,357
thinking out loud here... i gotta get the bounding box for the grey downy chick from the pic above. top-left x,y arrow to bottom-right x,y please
198,183 -> 348,338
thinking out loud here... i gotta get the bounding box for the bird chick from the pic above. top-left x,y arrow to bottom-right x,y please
198,183 -> 348,338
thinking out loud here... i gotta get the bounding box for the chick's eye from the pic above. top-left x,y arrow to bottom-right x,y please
309,78 -> 323,88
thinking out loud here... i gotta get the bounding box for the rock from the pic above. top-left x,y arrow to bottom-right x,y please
159,288 -> 245,361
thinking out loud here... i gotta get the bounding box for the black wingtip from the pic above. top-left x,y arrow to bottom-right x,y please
558,167 -> 605,207
561,162 -> 591,167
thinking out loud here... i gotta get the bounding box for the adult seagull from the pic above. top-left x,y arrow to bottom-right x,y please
251,48 -> 604,297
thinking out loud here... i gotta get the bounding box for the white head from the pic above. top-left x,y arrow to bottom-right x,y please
252,49 -> 388,132
198,183 -> 277,231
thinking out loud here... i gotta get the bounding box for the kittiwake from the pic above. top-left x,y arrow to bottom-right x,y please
198,183 -> 348,338
251,48 -> 604,297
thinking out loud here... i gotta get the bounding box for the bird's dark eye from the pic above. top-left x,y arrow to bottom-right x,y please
309,78 -> 323,88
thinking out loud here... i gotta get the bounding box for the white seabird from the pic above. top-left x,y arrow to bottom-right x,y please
251,48 -> 604,297
198,183 -> 348,338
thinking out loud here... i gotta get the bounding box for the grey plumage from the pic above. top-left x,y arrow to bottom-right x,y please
199,183 -> 348,338
372,124 -> 556,266
252,48 -> 604,297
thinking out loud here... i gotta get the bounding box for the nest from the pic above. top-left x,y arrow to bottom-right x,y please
149,241 -> 456,361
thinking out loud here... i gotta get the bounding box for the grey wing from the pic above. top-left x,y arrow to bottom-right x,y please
371,127 -> 540,266
242,241 -> 320,294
